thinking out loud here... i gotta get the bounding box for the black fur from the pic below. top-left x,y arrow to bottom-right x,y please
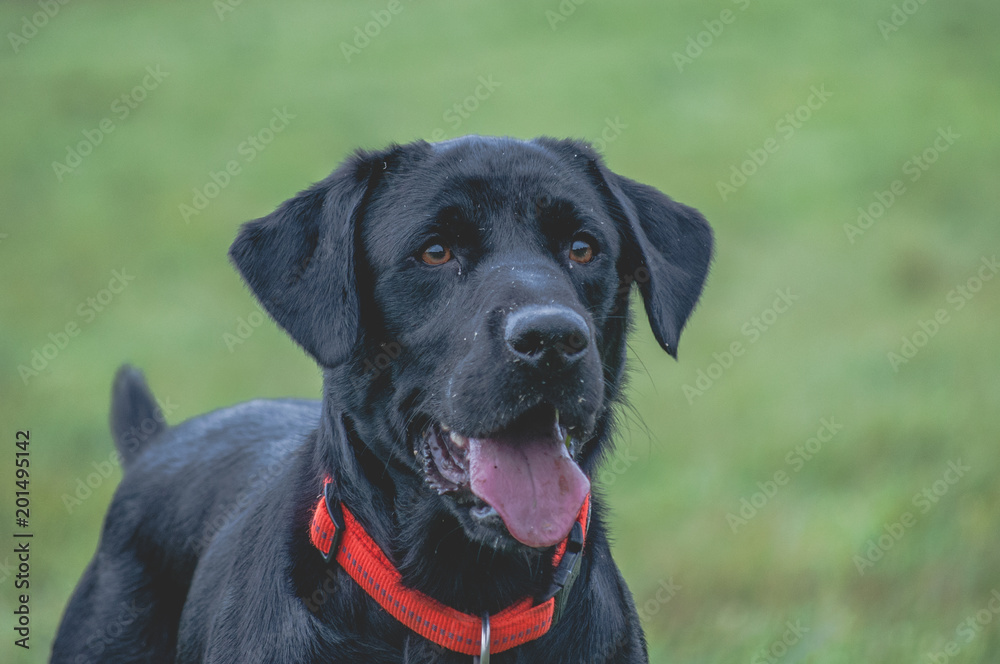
52,136 -> 713,663
109,366 -> 167,467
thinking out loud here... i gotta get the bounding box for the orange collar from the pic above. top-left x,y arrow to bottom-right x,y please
309,478 -> 590,658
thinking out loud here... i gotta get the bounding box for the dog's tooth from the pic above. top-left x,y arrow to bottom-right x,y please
439,422 -> 450,433
554,409 -> 569,442
449,431 -> 467,449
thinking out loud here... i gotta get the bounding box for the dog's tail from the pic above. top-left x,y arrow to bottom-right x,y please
110,365 -> 167,468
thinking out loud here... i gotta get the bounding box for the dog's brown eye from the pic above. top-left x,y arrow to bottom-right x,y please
421,243 -> 452,266
569,237 -> 595,264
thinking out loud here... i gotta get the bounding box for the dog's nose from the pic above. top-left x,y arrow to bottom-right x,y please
504,305 -> 589,367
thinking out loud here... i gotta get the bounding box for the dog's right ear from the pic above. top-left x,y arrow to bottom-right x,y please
229,148 -> 396,367
533,137 -> 713,358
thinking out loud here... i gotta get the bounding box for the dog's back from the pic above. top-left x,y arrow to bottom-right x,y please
51,367 -> 320,663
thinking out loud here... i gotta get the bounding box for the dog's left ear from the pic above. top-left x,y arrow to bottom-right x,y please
229,147 -> 401,367
602,169 -> 714,357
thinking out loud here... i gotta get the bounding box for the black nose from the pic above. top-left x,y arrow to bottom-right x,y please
504,305 -> 590,367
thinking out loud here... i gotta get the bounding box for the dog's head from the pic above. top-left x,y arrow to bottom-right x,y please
230,136 -> 712,551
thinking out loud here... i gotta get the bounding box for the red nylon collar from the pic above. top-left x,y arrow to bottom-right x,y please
309,478 -> 590,656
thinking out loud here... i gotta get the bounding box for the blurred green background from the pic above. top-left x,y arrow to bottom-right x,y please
2,0 -> 999,661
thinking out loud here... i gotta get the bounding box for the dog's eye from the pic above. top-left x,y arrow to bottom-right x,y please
421,242 -> 452,266
569,236 -> 595,264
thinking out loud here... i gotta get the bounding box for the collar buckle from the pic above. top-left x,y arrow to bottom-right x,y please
321,480 -> 345,563
542,520 -> 584,601
541,519 -> 585,625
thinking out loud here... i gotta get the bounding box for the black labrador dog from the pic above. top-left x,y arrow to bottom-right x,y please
52,135 -> 712,663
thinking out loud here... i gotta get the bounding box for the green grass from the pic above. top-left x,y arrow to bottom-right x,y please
2,0 -> 999,661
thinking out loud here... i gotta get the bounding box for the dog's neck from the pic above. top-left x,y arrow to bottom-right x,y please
311,391 -> 559,615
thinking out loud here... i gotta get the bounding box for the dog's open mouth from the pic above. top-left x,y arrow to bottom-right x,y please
419,405 -> 590,549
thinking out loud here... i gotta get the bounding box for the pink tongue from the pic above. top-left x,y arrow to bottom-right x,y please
468,433 -> 590,548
